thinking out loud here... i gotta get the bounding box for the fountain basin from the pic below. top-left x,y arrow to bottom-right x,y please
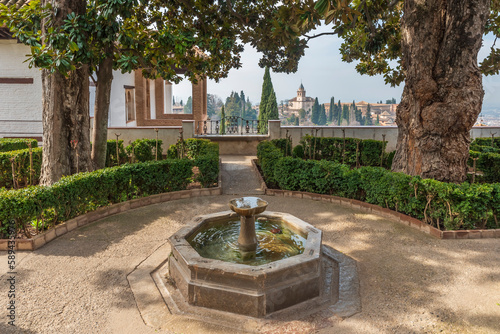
168,211 -> 322,318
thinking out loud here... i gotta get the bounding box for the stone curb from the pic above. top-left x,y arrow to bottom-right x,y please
0,186 -> 222,252
251,159 -> 499,240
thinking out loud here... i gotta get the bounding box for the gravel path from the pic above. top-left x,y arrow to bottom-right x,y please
0,156 -> 499,333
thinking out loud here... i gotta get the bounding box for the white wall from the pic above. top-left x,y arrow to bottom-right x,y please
0,40 -> 43,138
107,71 -> 135,127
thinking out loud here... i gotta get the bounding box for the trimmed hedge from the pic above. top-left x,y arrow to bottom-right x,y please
105,140 -> 128,167
0,148 -> 42,188
167,138 -> 219,188
299,135 -> 394,168
0,159 -> 194,238
258,140 -> 500,231
0,138 -> 38,152
126,138 -> 163,162
471,137 -> 500,148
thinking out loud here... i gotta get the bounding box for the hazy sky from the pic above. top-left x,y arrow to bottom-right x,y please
172,25 -> 500,108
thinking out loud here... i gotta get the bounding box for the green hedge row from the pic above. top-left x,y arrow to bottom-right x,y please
125,138 -> 163,162
0,138 -> 38,152
471,137 -> 500,148
105,140 -> 128,167
0,159 -> 194,238
258,141 -> 500,231
0,148 -> 42,188
297,135 -> 394,168
469,150 -> 500,183
167,138 -> 219,188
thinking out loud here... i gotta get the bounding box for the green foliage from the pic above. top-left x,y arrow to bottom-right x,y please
258,67 -> 278,133
299,135 -> 392,168
105,140 -> 128,167
0,159 -> 193,238
471,137 -> 500,149
292,144 -> 305,159
0,148 -> 43,188
126,139 -> 162,162
311,98 -> 320,124
166,138 -> 219,188
258,140 -> 500,231
184,96 -> 193,114
0,138 -> 38,152
270,138 -> 292,156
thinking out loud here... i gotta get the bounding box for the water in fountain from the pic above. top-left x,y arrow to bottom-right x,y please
187,217 -> 306,266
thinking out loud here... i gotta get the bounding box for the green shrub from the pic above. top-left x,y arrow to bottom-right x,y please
126,139 -> 163,162
105,140 -> 128,167
258,139 -> 500,231
0,138 -> 38,152
0,159 -> 193,238
292,144 -> 304,159
0,148 -> 43,188
299,135 -> 393,168
470,144 -> 500,154
167,139 -> 220,187
469,150 -> 500,183
471,137 -> 500,148
271,138 -> 292,156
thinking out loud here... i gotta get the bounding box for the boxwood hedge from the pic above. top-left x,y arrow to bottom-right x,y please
258,140 -> 500,231
0,138 -> 38,152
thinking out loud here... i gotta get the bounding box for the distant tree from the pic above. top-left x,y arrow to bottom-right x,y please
207,94 -> 223,118
180,100 -> 184,106
364,104 -> 373,125
375,114 -> 380,126
328,96 -> 335,123
225,91 -> 241,116
298,108 -> 306,120
258,67 -> 277,133
318,104 -> 327,125
220,105 -> 226,135
266,90 -> 279,121
311,97 -> 320,124
240,90 -> 246,118
184,96 -> 192,114
294,117 -> 299,126
173,96 -> 176,105
354,106 -> 362,124
342,104 -> 350,125
337,100 -> 342,125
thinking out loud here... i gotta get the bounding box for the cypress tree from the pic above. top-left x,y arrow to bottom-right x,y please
318,104 -> 327,125
267,90 -> 279,121
328,96 -> 335,122
365,104 -> 373,125
220,105 -> 226,134
294,117 -> 299,126
258,67 -> 274,133
240,90 -> 246,118
342,104 -> 350,125
337,100 -> 342,125
311,97 -> 320,124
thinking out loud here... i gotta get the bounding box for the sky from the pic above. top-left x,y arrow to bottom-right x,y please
172,25 -> 500,109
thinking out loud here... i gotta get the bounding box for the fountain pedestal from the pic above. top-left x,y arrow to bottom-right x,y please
237,215 -> 258,252
229,197 -> 268,253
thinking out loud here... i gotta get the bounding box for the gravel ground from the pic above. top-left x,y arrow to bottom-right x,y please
0,156 -> 498,334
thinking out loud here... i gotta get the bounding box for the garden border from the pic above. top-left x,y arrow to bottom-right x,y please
0,159 -> 223,251
251,159 -> 500,240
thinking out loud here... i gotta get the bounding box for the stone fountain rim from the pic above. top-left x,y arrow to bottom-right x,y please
168,210 -> 322,275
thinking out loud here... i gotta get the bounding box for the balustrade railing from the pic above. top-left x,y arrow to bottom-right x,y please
197,117 -> 261,135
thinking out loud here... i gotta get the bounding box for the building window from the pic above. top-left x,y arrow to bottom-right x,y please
125,89 -> 135,122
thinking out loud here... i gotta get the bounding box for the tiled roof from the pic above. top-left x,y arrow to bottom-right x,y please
0,0 -> 30,7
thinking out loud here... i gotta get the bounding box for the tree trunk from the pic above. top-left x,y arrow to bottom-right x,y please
40,0 -> 92,185
392,0 -> 489,183
91,55 -> 114,170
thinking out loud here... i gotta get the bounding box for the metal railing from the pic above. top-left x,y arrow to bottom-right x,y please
197,117 -> 261,135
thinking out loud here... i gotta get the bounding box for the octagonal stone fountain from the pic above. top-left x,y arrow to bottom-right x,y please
168,197 -> 323,317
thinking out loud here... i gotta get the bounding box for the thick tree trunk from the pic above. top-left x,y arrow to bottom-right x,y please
40,0 -> 92,185
91,55 -> 114,170
392,0 -> 489,183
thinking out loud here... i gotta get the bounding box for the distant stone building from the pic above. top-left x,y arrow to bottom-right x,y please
287,83 -> 314,113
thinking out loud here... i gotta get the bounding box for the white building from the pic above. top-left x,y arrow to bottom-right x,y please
287,83 -> 315,113
0,26 -> 207,140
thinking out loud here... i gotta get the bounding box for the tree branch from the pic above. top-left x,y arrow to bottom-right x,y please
225,0 -> 246,25
388,0 -> 401,9
304,31 -> 337,41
